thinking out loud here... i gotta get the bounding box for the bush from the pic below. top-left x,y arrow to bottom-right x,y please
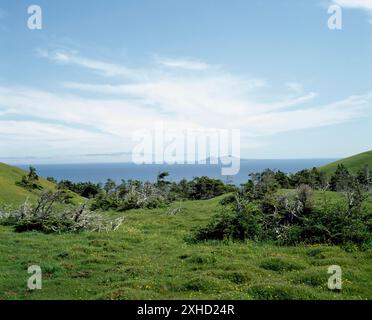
91,181 -> 169,211
58,180 -> 102,198
14,218 -> 74,233
193,198 -> 265,241
189,176 -> 232,200
0,191 -> 124,233
16,166 -> 42,190
192,183 -> 371,247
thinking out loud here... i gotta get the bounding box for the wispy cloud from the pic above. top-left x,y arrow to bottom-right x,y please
332,0 -> 372,22
38,49 -> 141,79
1,50 -> 371,160
333,0 -> 372,12
156,57 -> 211,70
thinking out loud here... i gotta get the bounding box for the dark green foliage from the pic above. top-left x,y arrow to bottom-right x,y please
193,180 -> 371,246
156,171 -> 170,188
329,164 -> 353,191
219,194 -> 236,205
241,169 -> 279,201
91,180 -> 169,211
356,165 -> 371,187
189,176 -> 231,200
90,193 -> 119,211
289,167 -> 327,189
169,178 -> 193,200
90,175 -> 233,212
193,199 -> 265,241
274,170 -> 291,188
14,218 -> 74,233
301,196 -> 371,246
104,179 -> 117,195
16,166 -> 43,190
240,165 -> 370,193
58,180 -> 101,198
238,167 -> 329,193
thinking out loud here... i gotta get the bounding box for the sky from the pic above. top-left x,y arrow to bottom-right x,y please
0,0 -> 371,164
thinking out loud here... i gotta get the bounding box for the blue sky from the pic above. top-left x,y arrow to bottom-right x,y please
0,0 -> 371,163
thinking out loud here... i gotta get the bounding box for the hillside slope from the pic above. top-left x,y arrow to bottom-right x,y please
0,163 -> 57,206
319,150 -> 372,176
0,194 -> 371,300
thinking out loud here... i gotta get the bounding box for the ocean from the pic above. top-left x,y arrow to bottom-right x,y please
17,159 -> 336,185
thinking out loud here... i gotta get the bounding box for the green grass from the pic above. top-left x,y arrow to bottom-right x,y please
0,162 -> 82,207
0,163 -> 58,206
0,194 -> 371,300
319,150 -> 372,177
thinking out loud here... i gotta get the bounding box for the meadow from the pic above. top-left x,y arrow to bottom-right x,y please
1,194 -> 371,300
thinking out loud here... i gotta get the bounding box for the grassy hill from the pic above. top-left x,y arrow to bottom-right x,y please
0,162 -> 371,300
0,163 -> 84,207
0,163 -> 57,206
319,150 -> 372,176
0,193 -> 371,300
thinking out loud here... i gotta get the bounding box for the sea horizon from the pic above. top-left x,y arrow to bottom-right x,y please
16,158 -> 338,185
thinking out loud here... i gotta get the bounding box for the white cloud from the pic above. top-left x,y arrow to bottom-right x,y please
1,51 -> 371,161
333,0 -> 372,12
0,120 -> 123,161
156,57 -> 211,70
332,0 -> 372,22
40,50 -> 141,79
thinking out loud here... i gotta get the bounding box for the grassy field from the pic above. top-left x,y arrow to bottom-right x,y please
1,194 -> 371,300
0,163 -> 57,206
0,163 -> 82,208
319,150 -> 372,176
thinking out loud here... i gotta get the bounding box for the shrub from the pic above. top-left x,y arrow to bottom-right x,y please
193,197 -> 265,241
91,181 -> 169,211
219,194 -> 236,205
329,164 -> 353,192
16,166 -> 42,190
192,182 -> 371,247
58,180 -> 101,198
189,176 -> 231,200
0,191 -> 124,233
289,167 -> 326,189
241,169 -> 279,201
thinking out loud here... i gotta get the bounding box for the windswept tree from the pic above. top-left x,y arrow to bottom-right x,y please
104,179 -> 117,195
17,166 -> 42,190
157,171 -> 170,186
356,165 -> 371,189
329,164 -> 352,192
